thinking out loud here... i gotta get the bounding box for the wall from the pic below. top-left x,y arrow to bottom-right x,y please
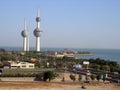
0,77 -> 36,81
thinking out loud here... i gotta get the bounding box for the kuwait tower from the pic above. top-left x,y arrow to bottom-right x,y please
33,9 -> 42,52
21,19 -> 29,52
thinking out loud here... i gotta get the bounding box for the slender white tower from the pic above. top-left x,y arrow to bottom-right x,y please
21,19 -> 29,51
27,32 -> 29,51
33,9 -> 42,52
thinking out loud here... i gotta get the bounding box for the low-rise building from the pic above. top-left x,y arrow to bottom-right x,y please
55,52 -> 64,58
4,61 -> 34,69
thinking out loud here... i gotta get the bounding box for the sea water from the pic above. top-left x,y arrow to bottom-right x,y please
74,48 -> 120,64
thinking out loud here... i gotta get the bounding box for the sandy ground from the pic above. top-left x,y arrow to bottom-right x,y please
0,81 -> 120,90
0,73 -> 120,90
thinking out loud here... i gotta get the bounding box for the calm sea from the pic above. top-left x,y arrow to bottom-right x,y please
74,49 -> 120,64
1,47 -> 120,63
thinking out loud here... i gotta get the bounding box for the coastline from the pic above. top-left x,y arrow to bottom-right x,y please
75,54 -> 93,56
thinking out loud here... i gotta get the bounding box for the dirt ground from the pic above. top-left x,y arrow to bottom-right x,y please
0,81 -> 120,90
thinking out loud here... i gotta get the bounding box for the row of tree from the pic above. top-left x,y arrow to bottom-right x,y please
69,74 -> 106,82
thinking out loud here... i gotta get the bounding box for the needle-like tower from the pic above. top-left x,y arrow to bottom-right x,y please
33,9 -> 42,52
21,19 -> 29,51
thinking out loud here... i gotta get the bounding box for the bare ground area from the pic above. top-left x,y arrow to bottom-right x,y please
0,81 -> 120,90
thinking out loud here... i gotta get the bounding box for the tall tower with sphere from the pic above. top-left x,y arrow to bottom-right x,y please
21,19 -> 29,52
33,9 -> 42,52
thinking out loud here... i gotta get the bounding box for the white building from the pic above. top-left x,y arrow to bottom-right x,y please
9,61 -> 34,69
55,52 -> 64,58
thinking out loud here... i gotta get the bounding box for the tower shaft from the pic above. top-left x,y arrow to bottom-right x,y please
27,36 -> 29,51
36,37 -> 40,52
37,22 -> 40,28
23,37 -> 27,51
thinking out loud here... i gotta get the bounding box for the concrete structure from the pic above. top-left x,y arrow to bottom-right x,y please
33,9 -> 42,52
21,19 -> 29,51
55,51 -> 74,58
55,52 -> 64,58
8,61 -> 34,69
0,77 -> 35,82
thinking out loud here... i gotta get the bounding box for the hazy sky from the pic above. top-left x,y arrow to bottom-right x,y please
0,0 -> 120,49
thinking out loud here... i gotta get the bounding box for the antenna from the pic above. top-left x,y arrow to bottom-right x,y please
37,8 -> 40,17
24,18 -> 27,30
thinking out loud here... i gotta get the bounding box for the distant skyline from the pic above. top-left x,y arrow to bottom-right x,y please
0,0 -> 120,49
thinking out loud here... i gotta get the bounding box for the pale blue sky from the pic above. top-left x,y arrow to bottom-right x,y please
0,0 -> 120,49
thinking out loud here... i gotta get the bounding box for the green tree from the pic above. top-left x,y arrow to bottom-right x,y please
102,65 -> 110,71
43,71 -> 55,82
78,74 -> 82,82
85,75 -> 89,81
96,74 -> 101,82
90,75 -> 96,82
69,74 -> 76,82
93,64 -> 100,70
102,74 -> 106,82
35,62 -> 41,68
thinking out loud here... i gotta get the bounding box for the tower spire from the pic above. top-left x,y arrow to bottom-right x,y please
24,18 -> 27,30
37,8 -> 40,17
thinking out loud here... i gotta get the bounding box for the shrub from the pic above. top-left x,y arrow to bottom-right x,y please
69,74 -> 76,82
102,74 -> 106,82
78,74 -> 82,82
43,71 -> 55,82
96,74 -> 101,82
90,75 -> 96,81
85,75 -> 89,81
